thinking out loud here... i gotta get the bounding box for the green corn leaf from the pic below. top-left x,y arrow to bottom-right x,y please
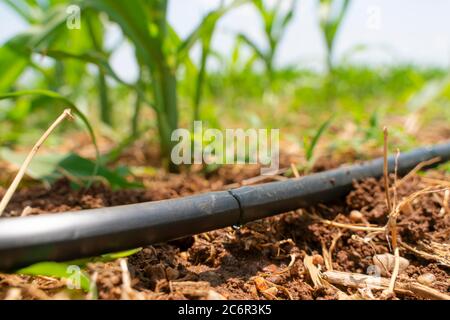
437,163 -> 450,174
0,46 -> 28,93
67,248 -> 143,267
83,0 -> 179,152
83,0 -> 163,69
0,149 -> 64,180
36,49 -> 128,86
177,0 -> 247,65
100,248 -> 142,261
407,75 -> 450,112
17,262 -> 93,294
0,89 -> 100,180
0,149 -> 142,189
280,0 -> 297,29
56,153 -> 142,189
15,248 -> 142,296
305,115 -> 334,161
272,0 -> 297,41
4,0 -> 37,23
31,48 -> 156,110
6,6 -> 68,53
319,0 -> 351,55
237,33 -> 267,62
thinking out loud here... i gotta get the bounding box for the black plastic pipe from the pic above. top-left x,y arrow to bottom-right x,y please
0,142 -> 449,270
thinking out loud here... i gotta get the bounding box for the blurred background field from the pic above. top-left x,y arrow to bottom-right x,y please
0,0 -> 449,184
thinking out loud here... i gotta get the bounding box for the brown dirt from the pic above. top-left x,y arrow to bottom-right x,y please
0,149 -> 449,300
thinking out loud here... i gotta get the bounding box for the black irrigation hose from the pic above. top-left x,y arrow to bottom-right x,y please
0,142 -> 449,271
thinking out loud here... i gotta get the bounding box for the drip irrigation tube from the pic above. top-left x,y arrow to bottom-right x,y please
0,142 -> 449,270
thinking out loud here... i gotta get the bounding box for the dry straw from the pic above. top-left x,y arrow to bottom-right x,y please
0,109 -> 73,216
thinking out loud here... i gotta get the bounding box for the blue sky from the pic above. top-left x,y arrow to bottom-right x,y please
1,0 -> 449,82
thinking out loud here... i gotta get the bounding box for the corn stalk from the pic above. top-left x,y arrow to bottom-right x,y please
238,0 -> 297,83
83,0 -> 242,169
2,0 -> 243,170
318,0 -> 351,73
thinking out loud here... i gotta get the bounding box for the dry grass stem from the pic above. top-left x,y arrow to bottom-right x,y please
240,168 -> 288,186
0,109 -> 74,216
393,149 -> 400,208
421,177 -> 450,187
318,218 -> 385,232
290,163 -> 300,178
323,270 -> 450,300
86,271 -> 98,300
442,189 -> 449,215
322,242 -> 333,271
395,157 -> 442,189
270,253 -> 296,275
318,139 -> 449,300
322,232 -> 342,271
303,255 -> 325,289
383,127 -> 392,213
399,241 -> 450,267
386,247 -> 401,295
119,259 -> 132,300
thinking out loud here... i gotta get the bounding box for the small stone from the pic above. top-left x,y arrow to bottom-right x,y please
253,277 -> 269,291
312,254 -> 324,266
265,275 -> 282,284
262,264 -> 278,273
417,273 -> 436,286
20,206 -> 33,217
263,287 -> 278,296
165,266 -> 180,280
207,290 -> 227,300
373,253 -> 409,276
4,288 -> 22,300
145,263 -> 166,280
349,210 -> 364,222
179,252 -> 189,260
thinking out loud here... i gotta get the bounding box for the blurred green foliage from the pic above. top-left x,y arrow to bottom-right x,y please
0,0 -> 448,181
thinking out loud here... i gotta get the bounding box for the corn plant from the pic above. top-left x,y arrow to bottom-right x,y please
190,2 -> 245,122
1,0 -> 115,128
82,0 -> 247,170
83,0 -> 178,166
2,0 -> 242,171
318,0 -> 351,73
238,0 -> 297,83
85,12 -> 111,125
304,114 -> 333,164
1,2 -> 66,93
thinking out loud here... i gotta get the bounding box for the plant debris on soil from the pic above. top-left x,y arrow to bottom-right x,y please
0,148 -> 449,300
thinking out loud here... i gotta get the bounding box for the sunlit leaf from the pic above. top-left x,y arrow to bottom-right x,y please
0,89 -> 100,179
0,149 -> 142,189
305,115 -> 334,161
0,46 -> 28,93
17,262 -> 93,294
